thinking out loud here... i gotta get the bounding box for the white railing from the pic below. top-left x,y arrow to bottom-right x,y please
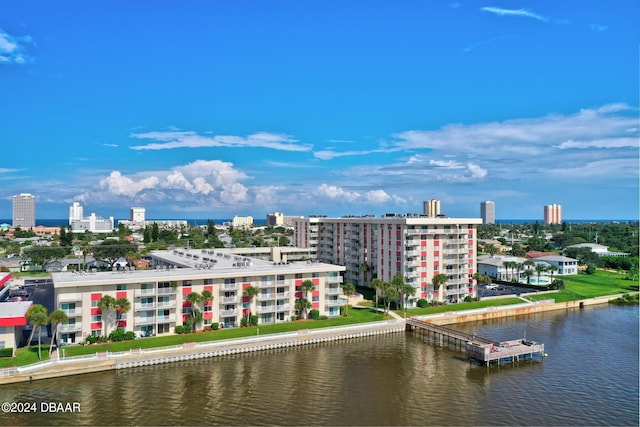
325,287 -> 343,295
157,301 -> 177,309
134,316 -> 156,325
221,296 -> 240,303
58,293 -> 82,303
221,309 -> 238,316
156,315 -> 176,323
59,323 -> 82,332
327,275 -> 343,284
276,292 -> 291,299
222,283 -> 238,290
63,308 -> 83,316
256,306 -> 275,313
135,303 -> 156,311
134,289 -> 156,297
258,293 -> 276,301
157,288 -> 177,296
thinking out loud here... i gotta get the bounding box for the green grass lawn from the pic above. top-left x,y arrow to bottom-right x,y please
55,307 -> 389,357
0,345 -> 53,369
526,269 -> 638,302
400,297 -> 524,317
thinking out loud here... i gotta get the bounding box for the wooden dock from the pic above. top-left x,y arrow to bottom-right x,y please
406,318 -> 545,366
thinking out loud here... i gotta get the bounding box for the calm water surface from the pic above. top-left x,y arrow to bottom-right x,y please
1,305 -> 637,426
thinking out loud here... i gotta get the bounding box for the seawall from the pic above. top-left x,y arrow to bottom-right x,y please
0,294 -> 627,384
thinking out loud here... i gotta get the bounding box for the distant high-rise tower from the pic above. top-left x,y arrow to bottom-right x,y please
544,204 -> 562,225
69,202 -> 84,223
130,207 -> 146,223
423,199 -> 441,217
12,193 -> 36,229
480,201 -> 495,224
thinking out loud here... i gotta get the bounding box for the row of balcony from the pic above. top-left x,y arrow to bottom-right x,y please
256,304 -> 291,313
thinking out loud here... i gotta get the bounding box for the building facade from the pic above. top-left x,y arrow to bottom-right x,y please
480,201 -> 495,224
266,212 -> 304,228
51,249 -> 345,343
423,199 -> 441,218
544,204 -> 562,225
293,214 -> 482,305
12,193 -> 36,229
69,202 -> 115,233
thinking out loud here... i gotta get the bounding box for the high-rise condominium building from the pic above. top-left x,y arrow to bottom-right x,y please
480,201 -> 495,224
544,204 -> 562,225
423,199 -> 441,217
68,202 -> 114,233
130,207 -> 146,223
12,193 -> 36,228
293,214 -> 482,305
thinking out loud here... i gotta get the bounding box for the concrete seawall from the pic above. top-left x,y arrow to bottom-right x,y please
0,294 -> 627,384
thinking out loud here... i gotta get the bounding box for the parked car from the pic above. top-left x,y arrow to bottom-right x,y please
9,289 -> 29,298
485,284 -> 498,290
6,296 -> 26,302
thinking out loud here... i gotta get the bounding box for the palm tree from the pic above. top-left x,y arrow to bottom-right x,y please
431,273 -> 448,302
522,268 -> 534,284
186,292 -> 204,332
48,309 -> 68,357
300,279 -> 315,300
26,304 -> 49,360
401,283 -> 416,317
503,261 -> 515,281
391,273 -> 406,309
547,264 -> 558,283
97,295 -> 117,337
242,286 -> 259,326
342,282 -> 355,296
115,297 -> 131,329
515,263 -> 524,284
371,278 -> 383,310
25,304 -> 48,358
294,298 -> 312,319
384,286 -> 398,315
534,263 -> 548,285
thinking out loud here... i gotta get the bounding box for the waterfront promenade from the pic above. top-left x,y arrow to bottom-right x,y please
0,293 -> 630,385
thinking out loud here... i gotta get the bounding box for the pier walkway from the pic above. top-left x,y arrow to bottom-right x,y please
406,317 -> 545,366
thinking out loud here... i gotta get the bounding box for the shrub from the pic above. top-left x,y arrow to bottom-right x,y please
586,264 -> 597,275
203,326 -> 212,332
124,331 -> 135,341
249,314 -> 259,326
109,328 -> 126,342
319,315 -> 329,320
0,348 -> 14,357
212,322 -> 219,330
309,309 -> 320,320
417,298 -> 429,308
291,315 -> 297,322
174,325 -> 185,334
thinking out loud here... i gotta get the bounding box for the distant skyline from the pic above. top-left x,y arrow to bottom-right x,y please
1,1 -> 638,221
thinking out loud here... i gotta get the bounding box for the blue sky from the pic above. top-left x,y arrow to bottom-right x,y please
1,1 -> 638,221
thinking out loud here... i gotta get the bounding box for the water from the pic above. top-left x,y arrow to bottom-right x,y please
1,305 -> 637,426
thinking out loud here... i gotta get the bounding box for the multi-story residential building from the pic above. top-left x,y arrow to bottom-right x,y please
69,202 -> 115,233
118,207 -> 147,231
293,214 -> 482,305
232,215 -> 253,228
266,212 -> 304,228
51,248 -> 345,344
480,201 -> 495,224
544,204 -> 562,225
12,193 -> 36,229
423,199 -> 441,217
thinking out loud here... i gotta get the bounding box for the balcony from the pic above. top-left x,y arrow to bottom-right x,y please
157,300 -> 177,309
325,287 -> 343,295
59,323 -> 82,333
325,299 -> 343,307
62,308 -> 83,317
327,275 -> 342,284
157,288 -> 177,296
221,309 -> 238,317
134,289 -> 156,297
135,302 -> 156,311
221,295 -> 240,303
256,305 -> 275,313
276,291 -> 291,299
276,304 -> 291,311
58,293 -> 82,303
257,282 -> 275,289
135,316 -> 156,325
405,270 -> 420,279
404,249 -> 420,257
258,293 -> 276,301
156,315 -> 176,323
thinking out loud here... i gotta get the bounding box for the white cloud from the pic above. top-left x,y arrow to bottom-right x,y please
589,24 -> 608,32
557,137 -> 637,150
0,28 -> 33,64
130,131 -> 311,152
481,7 -> 548,23
314,147 -> 400,160
317,184 -> 360,200
99,171 -> 160,197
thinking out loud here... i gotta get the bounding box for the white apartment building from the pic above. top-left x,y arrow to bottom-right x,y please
480,201 -> 495,224
544,204 -> 562,225
51,249 -> 345,343
293,214 -> 482,305
232,215 -> 253,228
69,202 -> 115,233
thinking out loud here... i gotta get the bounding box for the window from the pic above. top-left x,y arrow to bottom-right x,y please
312,272 -> 319,278
204,279 -> 213,285
312,296 -> 319,302
295,273 -> 302,279
183,280 -> 192,286
117,284 -> 127,291
91,300 -> 99,308
91,315 -> 102,323
224,278 -> 236,285
0,327 -> 6,334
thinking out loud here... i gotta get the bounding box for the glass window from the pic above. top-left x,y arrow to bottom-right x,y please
117,284 -> 127,291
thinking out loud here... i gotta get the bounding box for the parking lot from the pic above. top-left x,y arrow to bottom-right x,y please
478,283 -> 541,298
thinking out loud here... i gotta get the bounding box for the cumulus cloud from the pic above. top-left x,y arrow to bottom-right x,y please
481,6 -> 548,23
130,131 -> 311,152
0,28 -> 33,64
314,147 -> 400,160
100,171 -> 160,197
317,184 -> 361,200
